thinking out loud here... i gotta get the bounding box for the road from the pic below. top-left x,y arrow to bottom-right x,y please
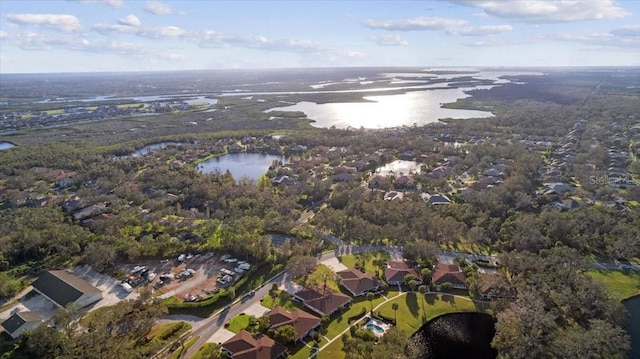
175,231 -> 640,358
180,271 -> 285,359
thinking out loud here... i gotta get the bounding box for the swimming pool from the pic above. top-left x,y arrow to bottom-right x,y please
364,318 -> 391,337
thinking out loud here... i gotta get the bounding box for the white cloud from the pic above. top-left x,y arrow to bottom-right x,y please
553,31 -> 640,49
368,34 -> 409,46
5,13 -> 82,33
448,24 -> 513,36
447,0 -> 631,23
193,30 -> 328,53
363,17 -> 467,31
144,1 -> 175,15
0,31 -> 7,39
611,25 -> 640,38
69,0 -> 124,8
118,14 -> 141,27
92,23 -> 138,34
138,26 -> 187,38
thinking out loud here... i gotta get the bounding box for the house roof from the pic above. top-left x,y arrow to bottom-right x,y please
294,286 -> 352,315
336,268 -> 381,295
266,307 -> 321,341
32,270 -> 101,307
222,330 -> 287,359
1,311 -> 42,334
384,261 -> 419,283
421,193 -> 451,205
432,263 -> 467,286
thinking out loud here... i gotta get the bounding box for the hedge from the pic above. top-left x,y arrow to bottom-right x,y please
347,307 -> 367,324
374,311 -> 395,325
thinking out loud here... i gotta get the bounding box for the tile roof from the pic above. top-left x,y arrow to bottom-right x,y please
222,330 -> 287,359
336,268 -> 381,295
294,286 -> 351,316
432,263 -> 467,287
266,306 -> 320,341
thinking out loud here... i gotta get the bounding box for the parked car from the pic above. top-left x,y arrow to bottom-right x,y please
177,254 -> 186,262
120,282 -> 133,293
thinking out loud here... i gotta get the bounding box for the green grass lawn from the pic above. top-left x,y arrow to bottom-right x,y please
191,343 -> 221,359
226,313 -> 251,333
260,290 -> 298,310
587,270 -> 640,300
377,293 -> 489,334
325,293 -> 385,338
306,264 -> 341,292
289,341 -> 314,359
319,338 -> 345,359
167,336 -> 199,359
339,251 -> 389,275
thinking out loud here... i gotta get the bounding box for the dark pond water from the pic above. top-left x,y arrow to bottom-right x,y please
132,142 -> 183,157
198,153 -> 288,181
624,295 -> 640,359
412,312 -> 497,359
0,141 -> 16,150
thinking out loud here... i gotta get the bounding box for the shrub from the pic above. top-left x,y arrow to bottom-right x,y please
347,307 -> 367,324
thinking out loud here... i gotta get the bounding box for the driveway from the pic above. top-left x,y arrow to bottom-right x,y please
321,256 -> 347,272
243,302 -> 270,317
207,328 -> 236,344
71,265 -> 138,310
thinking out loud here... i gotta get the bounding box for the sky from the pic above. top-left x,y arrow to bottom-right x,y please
0,0 -> 639,73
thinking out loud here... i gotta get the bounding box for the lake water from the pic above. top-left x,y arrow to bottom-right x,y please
266,87 -> 494,129
198,153 -> 288,181
412,312 -> 496,359
624,295 -> 640,359
133,142 -> 182,157
0,141 -> 16,150
375,160 -> 421,176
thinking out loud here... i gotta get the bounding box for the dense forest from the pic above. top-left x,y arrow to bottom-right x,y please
1,69 -> 638,358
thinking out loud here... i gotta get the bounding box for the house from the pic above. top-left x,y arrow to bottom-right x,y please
336,268 -> 381,297
477,273 -> 515,300
221,330 -> 287,359
383,191 -> 403,201
432,263 -> 467,289
421,193 -> 451,206
331,172 -> 356,182
32,270 -> 102,308
293,286 -> 351,316
1,311 -> 42,339
384,261 -> 421,285
265,306 -> 321,342
272,175 -> 295,186
552,199 -> 580,211
543,182 -> 575,195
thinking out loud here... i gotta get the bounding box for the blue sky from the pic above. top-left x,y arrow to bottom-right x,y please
0,0 -> 639,73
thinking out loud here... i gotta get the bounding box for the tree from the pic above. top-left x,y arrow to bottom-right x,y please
285,255 -> 317,279
391,302 -> 399,324
440,282 -> 451,291
309,264 -> 336,290
418,285 -> 427,314
420,268 -> 432,285
408,280 -> 418,292
273,324 -> 297,343
367,292 -> 375,313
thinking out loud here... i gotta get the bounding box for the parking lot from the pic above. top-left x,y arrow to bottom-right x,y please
121,253 -> 253,302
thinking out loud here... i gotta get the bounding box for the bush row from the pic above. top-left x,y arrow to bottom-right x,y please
347,307 -> 367,324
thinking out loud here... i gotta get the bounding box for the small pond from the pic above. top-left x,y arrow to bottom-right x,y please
0,141 -> 16,150
624,295 -> 640,359
412,312 -> 497,359
375,160 -> 420,176
198,153 -> 288,181
132,142 -> 183,157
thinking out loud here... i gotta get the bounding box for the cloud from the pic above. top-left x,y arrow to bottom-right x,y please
144,1 -> 175,15
193,30 -> 328,53
0,31 -> 7,39
448,24 -> 513,36
138,26 -> 187,38
5,13 -> 82,32
368,34 -> 409,46
10,31 -> 90,51
611,25 -> 640,38
553,31 -> 640,49
447,0 -> 631,23
68,0 -> 124,8
363,17 -> 466,31
92,23 -> 138,34
118,14 -> 141,27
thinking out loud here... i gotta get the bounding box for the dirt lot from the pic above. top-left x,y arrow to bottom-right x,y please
121,253 -> 247,302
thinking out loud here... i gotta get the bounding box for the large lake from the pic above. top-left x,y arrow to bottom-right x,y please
266,87 -> 494,129
624,295 -> 640,359
198,153 -> 287,181
0,141 -> 16,150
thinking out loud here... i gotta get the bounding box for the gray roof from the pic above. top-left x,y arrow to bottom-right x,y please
1,311 -> 42,334
32,270 -> 101,307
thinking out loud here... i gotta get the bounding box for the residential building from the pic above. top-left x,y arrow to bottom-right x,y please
1,311 -> 42,339
265,306 -> 321,342
293,286 -> 351,316
336,268 -> 381,297
384,261 -> 421,285
432,263 -> 467,289
222,330 -> 287,359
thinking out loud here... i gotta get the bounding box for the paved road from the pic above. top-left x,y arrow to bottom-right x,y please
181,272 -> 285,359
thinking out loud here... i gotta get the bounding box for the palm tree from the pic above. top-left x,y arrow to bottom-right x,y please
391,302 -> 399,324
367,292 -> 375,314
418,285 -> 427,315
